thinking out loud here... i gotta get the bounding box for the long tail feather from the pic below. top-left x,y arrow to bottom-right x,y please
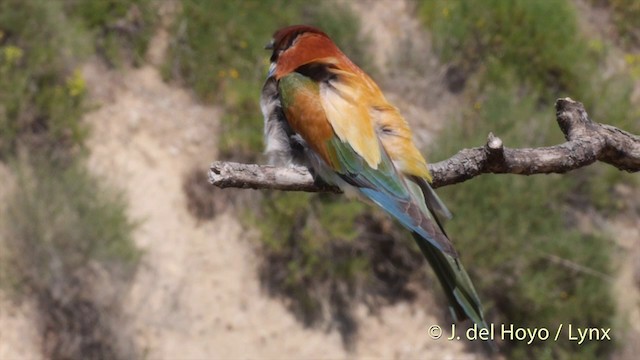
412,232 -> 487,328
411,176 -> 453,221
358,173 -> 492,347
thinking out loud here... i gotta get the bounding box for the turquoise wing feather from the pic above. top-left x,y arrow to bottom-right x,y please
326,137 -> 456,256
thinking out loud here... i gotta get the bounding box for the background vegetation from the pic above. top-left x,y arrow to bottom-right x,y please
419,1 -> 636,358
0,0 -> 153,358
418,1 -> 639,358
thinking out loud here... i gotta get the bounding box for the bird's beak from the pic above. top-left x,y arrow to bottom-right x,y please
267,62 -> 276,77
264,39 -> 274,50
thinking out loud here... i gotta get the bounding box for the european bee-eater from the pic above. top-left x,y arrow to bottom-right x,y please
260,25 -> 487,330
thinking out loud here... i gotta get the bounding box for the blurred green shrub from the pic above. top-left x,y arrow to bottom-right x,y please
0,0 -> 89,159
588,0 -> 640,48
0,1 -> 144,357
3,156 -> 139,292
418,0 -> 639,219
1,155 -> 139,359
64,0 -> 157,67
419,0 -> 639,134
417,1 -> 632,357
420,0 -> 591,94
432,82 -> 614,359
255,191 -> 426,343
0,0 -> 156,158
255,192 -> 366,323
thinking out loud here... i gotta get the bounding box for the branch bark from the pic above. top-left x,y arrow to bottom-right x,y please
209,98 -> 640,191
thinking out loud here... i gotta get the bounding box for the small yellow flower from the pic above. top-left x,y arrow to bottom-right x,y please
625,54 -> 640,79
229,68 -> 239,79
3,45 -> 23,65
587,39 -> 604,54
624,53 -> 639,65
473,101 -> 482,110
624,53 -> 640,79
442,7 -> 450,18
66,69 -> 86,97
239,41 -> 248,49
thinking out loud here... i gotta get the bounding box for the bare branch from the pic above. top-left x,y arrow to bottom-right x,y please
209,98 -> 639,192
208,161 -> 340,193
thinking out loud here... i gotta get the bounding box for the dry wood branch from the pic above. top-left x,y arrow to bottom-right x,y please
208,161 -> 339,193
209,98 -> 639,192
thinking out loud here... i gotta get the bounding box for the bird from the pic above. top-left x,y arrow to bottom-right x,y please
260,24 -> 488,330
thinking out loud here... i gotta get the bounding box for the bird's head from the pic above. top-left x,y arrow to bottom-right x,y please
265,25 -> 338,79
266,25 -> 328,62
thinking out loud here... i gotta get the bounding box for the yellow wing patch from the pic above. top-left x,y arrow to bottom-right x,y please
371,104 -> 432,182
319,69 -> 381,169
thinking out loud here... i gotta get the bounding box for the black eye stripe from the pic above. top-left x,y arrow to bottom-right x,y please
285,31 -> 302,49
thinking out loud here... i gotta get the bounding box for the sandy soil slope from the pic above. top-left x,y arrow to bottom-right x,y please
0,294 -> 42,360
0,164 -> 43,360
